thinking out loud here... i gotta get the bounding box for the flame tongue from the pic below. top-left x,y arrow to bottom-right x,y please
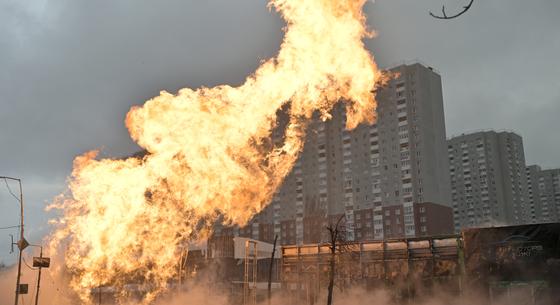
48,0 -> 381,303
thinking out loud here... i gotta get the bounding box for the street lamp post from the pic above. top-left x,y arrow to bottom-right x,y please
29,244 -> 50,305
1,176 -> 26,305
34,246 -> 43,305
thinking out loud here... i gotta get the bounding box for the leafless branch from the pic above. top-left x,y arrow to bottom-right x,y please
325,214 -> 348,305
430,0 -> 474,20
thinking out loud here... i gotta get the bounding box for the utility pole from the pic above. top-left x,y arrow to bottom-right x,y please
30,244 -> 50,305
178,248 -> 188,289
267,235 -> 278,305
35,246 -> 43,305
1,176 -> 26,305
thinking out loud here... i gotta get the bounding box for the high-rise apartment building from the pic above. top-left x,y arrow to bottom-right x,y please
526,165 -> 560,223
447,131 -> 529,231
233,63 -> 453,245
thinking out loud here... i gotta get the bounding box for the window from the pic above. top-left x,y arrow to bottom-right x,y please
401,151 -> 410,161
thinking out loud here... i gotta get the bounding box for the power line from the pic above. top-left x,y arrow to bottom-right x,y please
22,256 -> 38,271
3,178 -> 21,203
1,178 -> 23,241
0,225 -> 21,230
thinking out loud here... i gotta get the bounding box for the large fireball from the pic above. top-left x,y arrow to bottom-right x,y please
48,0 -> 381,303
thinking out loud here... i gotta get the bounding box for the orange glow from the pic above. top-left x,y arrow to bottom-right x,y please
47,0 -> 382,303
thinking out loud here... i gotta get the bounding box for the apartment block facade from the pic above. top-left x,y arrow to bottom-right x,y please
263,63 -> 453,244
218,63 -> 453,245
526,165 -> 560,223
447,131 -> 529,231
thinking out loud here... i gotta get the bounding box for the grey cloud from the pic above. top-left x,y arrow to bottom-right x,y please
1,0 -> 284,262
367,0 -> 560,168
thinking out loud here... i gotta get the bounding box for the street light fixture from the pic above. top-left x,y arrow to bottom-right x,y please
30,244 -> 50,305
1,176 -> 26,305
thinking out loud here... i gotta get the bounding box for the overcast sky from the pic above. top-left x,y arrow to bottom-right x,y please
1,0 -> 559,263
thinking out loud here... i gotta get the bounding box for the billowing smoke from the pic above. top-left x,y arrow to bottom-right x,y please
153,285 -> 540,305
46,0 -> 382,304
0,259 -> 75,305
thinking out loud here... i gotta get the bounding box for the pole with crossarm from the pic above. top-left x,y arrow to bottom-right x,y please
1,176 -> 26,305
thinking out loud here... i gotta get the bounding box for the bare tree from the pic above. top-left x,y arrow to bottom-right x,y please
430,0 -> 474,20
325,215 -> 348,305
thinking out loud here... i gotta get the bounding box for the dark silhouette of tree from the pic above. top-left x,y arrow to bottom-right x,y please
430,0 -> 474,20
325,215 -> 350,305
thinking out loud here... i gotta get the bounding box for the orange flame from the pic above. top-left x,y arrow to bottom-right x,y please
48,0 -> 381,303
